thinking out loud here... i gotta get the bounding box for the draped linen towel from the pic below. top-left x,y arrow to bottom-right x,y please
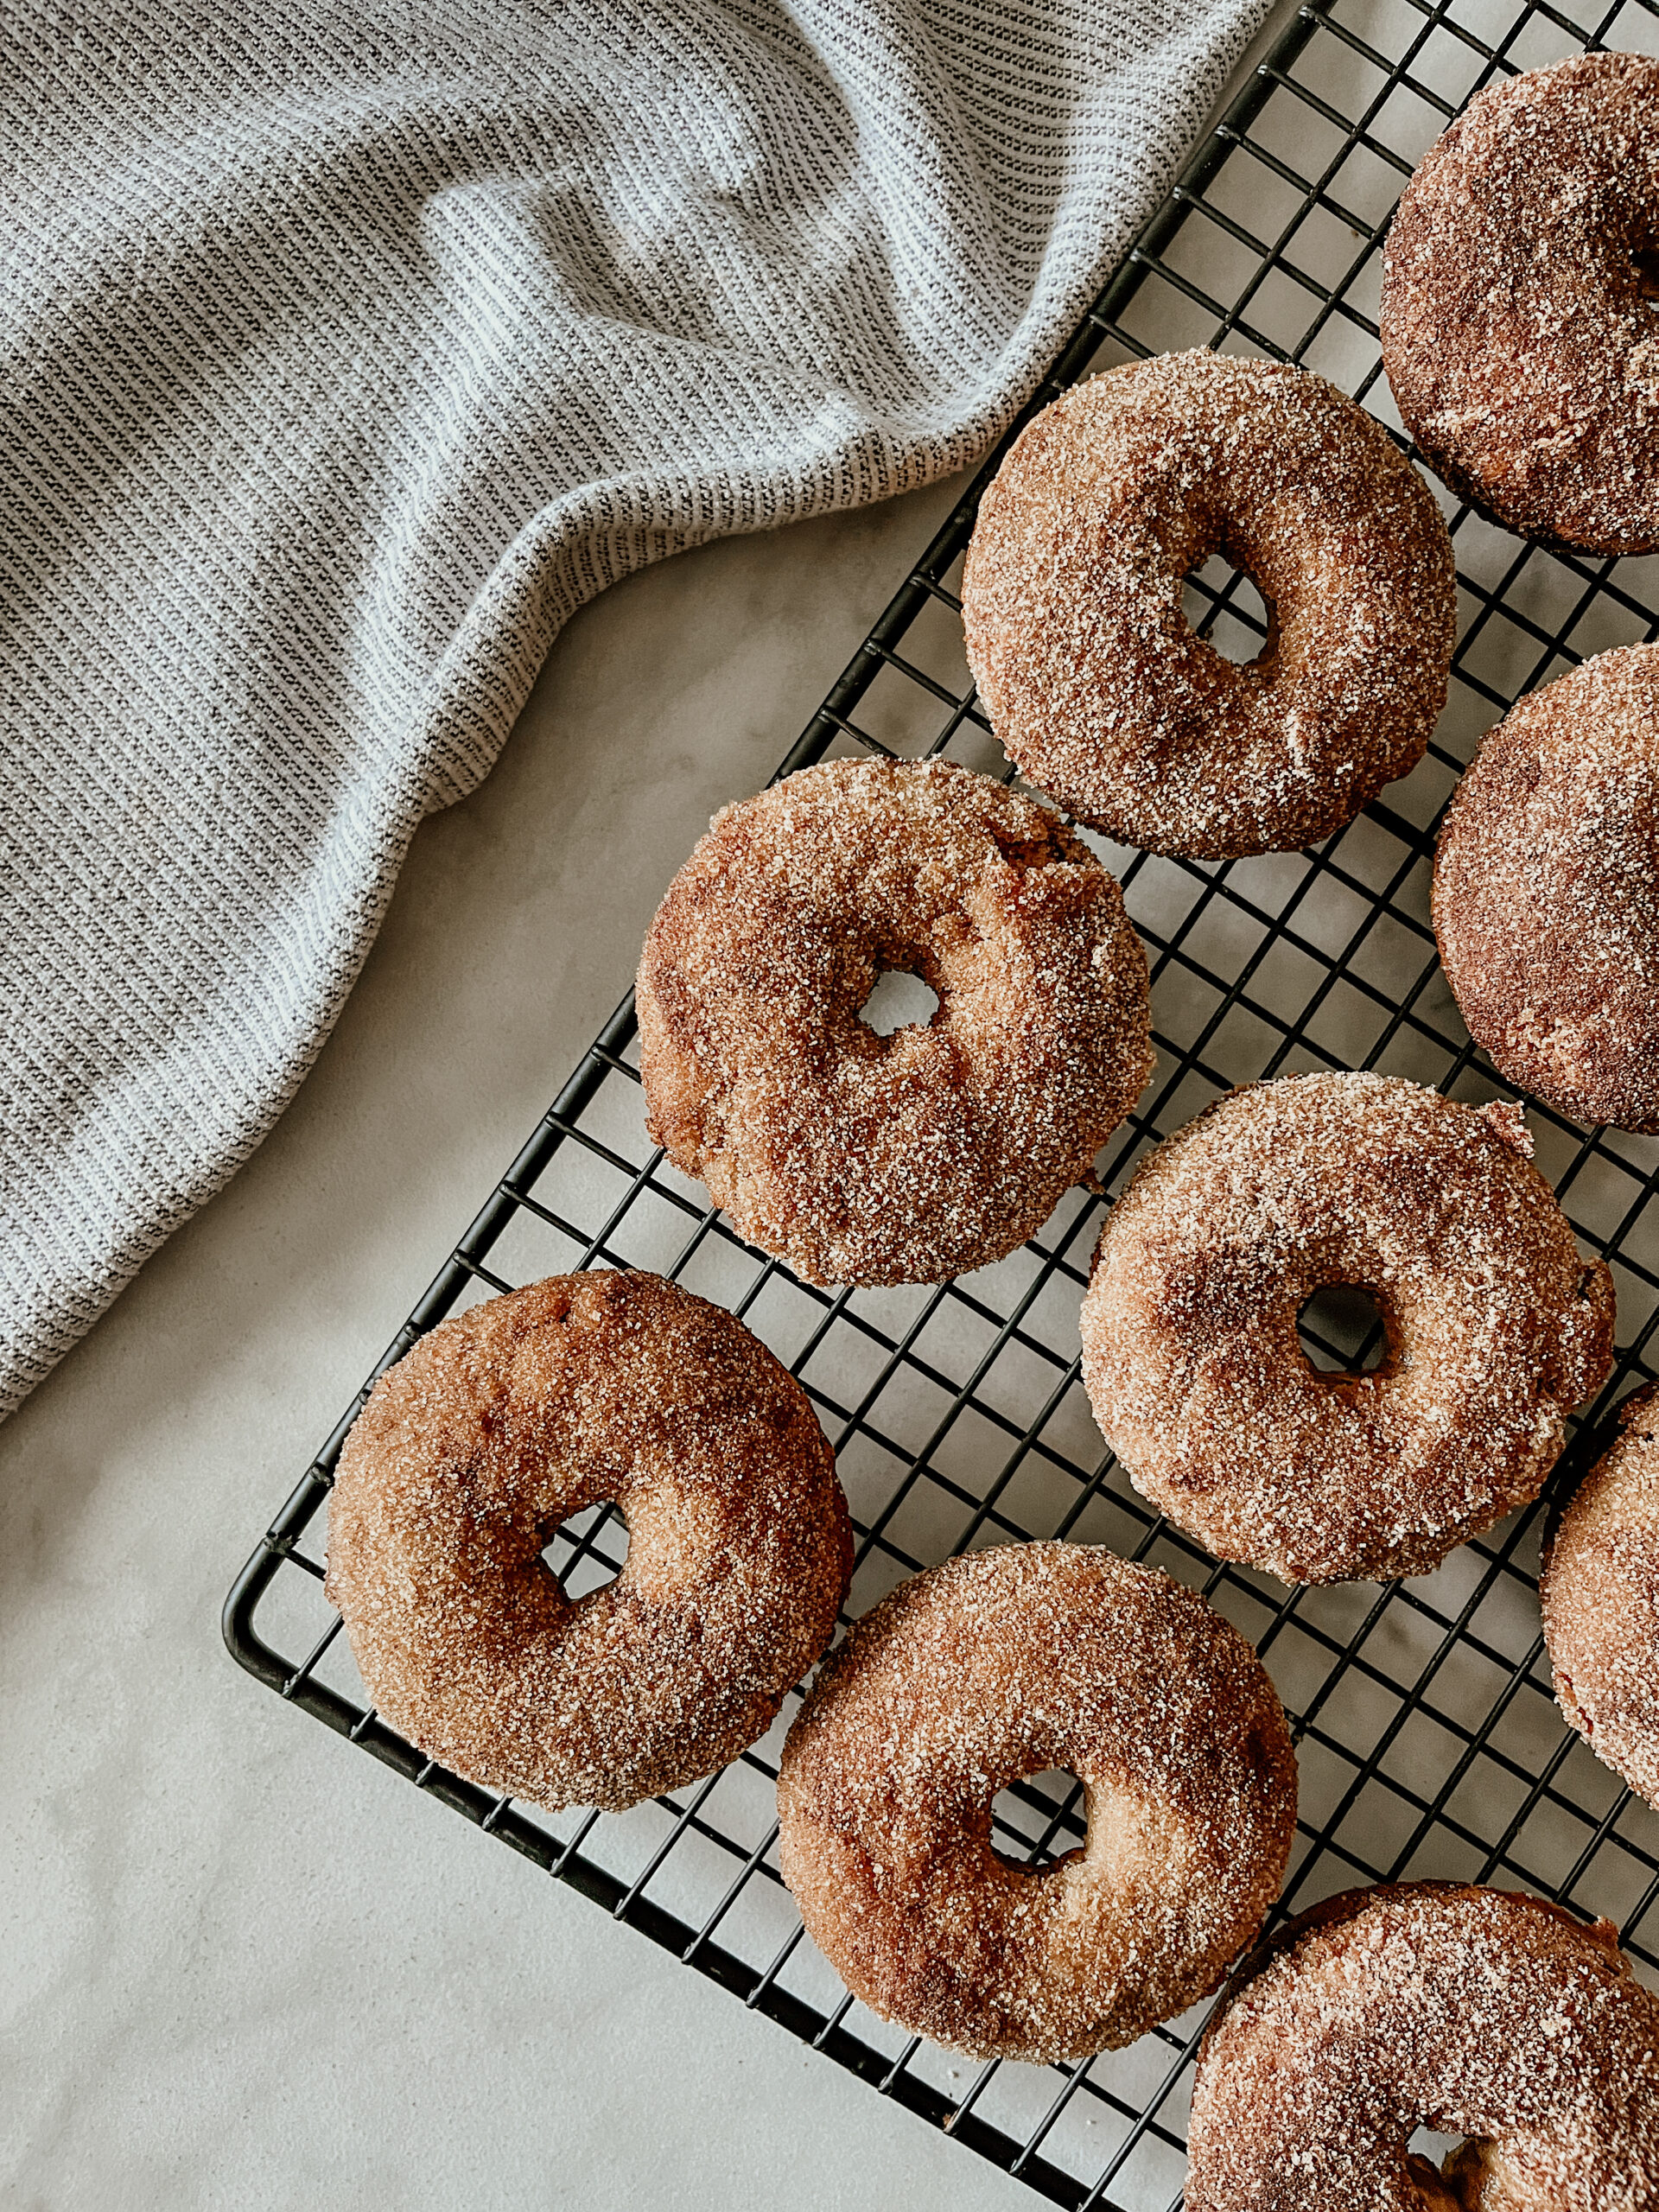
1,0 -> 1268,1418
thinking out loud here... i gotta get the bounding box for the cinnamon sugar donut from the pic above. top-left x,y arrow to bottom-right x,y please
324,1271 -> 850,1812
1433,645 -> 1659,1131
1081,1074 -> 1615,1585
637,758 -> 1153,1286
959,350 -> 1455,859
775,1542 -> 1297,2063
1186,1882 -> 1659,2210
1542,1380 -> 1659,1809
1382,52 -> 1659,556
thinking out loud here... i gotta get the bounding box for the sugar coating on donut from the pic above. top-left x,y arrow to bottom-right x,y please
1186,1883 -> 1659,2210
1543,1380 -> 1659,1810
776,1541 -> 1297,2064
637,757 -> 1153,1287
1382,50 -> 1659,556
1082,1073 -> 1615,1586
324,1271 -> 850,1813
1434,645 -> 1659,1132
959,350 -> 1454,858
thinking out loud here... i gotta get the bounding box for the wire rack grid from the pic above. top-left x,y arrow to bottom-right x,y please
226,2 -> 1659,2203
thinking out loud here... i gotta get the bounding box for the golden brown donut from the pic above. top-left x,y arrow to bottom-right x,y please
1186,1882 -> 1659,2210
1542,1380 -> 1659,1809
775,1541 -> 1297,2063
637,757 -> 1152,1286
1382,52 -> 1659,557
958,350 -> 1455,859
324,1271 -> 850,1812
1433,645 -> 1659,1132
1081,1074 -> 1615,1585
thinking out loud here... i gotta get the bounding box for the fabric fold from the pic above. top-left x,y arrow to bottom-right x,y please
1,0 -> 1268,1416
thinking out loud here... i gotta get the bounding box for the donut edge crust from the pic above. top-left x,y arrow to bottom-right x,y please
1433,645 -> 1659,1134
1080,1073 -> 1616,1586
775,1541 -> 1298,2065
325,1270 -> 852,1813
1542,1378 -> 1659,1809
1185,1881 -> 1659,2212
959,349 -> 1455,860
635,756 -> 1153,1287
1380,52 -> 1659,559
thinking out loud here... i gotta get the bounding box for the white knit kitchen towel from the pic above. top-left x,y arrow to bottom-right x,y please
2,0 -> 1268,1418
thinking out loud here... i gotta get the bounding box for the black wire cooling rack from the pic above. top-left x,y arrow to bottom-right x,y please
226,2 -> 1659,2202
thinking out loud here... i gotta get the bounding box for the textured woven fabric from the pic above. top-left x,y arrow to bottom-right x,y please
2,0 -> 1267,1419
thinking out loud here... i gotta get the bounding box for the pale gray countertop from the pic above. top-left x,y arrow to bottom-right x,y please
0,468 -> 1054,2211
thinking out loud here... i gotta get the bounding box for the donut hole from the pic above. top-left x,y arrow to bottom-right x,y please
1181,550 -> 1277,669
542,1500 -> 629,1599
987,822 -> 1073,871
1297,1281 -> 1390,1376
1407,2128 -> 1484,2204
1633,238 -> 1659,302
858,964 -> 941,1039
990,1766 -> 1087,1870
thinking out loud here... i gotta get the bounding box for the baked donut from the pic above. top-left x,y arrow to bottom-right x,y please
637,758 -> 1152,1286
1081,1073 -> 1615,1585
1433,645 -> 1659,1131
324,1271 -> 850,1812
1382,51 -> 1659,557
958,350 -> 1455,858
775,1541 -> 1297,2063
1186,1882 -> 1659,2209
1542,1379 -> 1659,1808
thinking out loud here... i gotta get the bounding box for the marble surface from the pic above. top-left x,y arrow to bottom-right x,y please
0,471 -> 1058,2210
